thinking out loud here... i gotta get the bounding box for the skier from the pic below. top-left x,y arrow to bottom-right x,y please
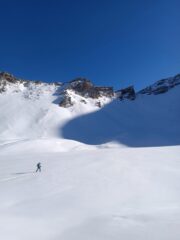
36,162 -> 41,172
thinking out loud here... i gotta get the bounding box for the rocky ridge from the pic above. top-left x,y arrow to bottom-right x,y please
59,77 -> 114,107
138,73 -> 180,95
0,71 -> 179,108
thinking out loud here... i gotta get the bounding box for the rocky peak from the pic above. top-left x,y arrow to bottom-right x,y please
58,77 -> 114,108
0,72 -> 30,93
0,72 -> 19,83
116,86 -> 136,100
69,78 -> 93,90
66,77 -> 114,98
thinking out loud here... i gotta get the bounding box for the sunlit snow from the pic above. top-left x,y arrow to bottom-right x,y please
0,80 -> 180,240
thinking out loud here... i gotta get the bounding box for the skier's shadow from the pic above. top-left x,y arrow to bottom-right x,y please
12,171 -> 34,175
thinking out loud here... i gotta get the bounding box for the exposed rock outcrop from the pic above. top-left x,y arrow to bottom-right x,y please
58,77 -> 114,107
59,95 -> 73,107
66,78 -> 114,99
116,86 -> 136,100
1,71 -> 180,109
0,72 -> 18,83
138,74 -> 180,95
0,72 -> 19,92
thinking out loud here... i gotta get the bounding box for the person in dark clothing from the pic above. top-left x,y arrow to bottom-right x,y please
36,162 -> 41,172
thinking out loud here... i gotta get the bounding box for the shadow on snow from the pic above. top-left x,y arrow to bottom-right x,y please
61,94 -> 180,147
12,171 -> 34,175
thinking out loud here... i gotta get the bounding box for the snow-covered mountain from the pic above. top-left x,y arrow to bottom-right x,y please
0,72 -> 115,142
0,71 -> 179,145
0,71 -> 180,240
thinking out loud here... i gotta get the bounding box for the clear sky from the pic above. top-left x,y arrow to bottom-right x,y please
0,0 -> 179,90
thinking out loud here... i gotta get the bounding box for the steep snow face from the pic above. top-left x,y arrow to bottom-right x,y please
62,84 -> 180,147
0,76 -> 63,140
0,75 -> 112,142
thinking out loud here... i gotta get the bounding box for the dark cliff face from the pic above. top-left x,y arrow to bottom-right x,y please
116,86 -> 136,100
67,78 -> 114,98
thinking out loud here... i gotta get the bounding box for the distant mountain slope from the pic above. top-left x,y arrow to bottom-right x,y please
138,73 -> 180,95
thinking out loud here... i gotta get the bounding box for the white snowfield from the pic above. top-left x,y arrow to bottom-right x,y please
0,80 -> 180,240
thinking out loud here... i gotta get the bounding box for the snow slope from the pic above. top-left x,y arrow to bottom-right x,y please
62,85 -> 180,147
0,74 -> 180,240
0,80 -> 109,142
0,141 -> 180,240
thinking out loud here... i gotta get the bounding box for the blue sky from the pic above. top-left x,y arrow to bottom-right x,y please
0,0 -> 179,90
